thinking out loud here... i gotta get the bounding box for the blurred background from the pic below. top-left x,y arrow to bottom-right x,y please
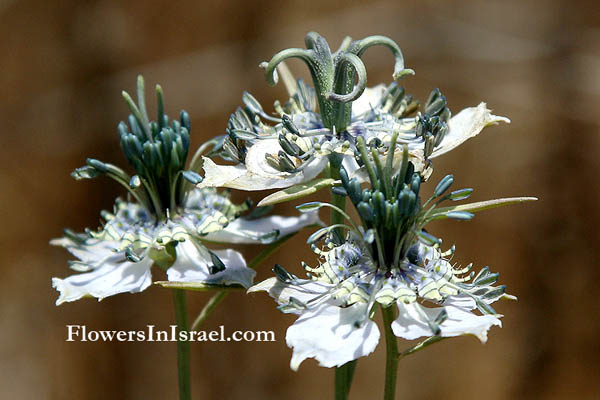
2,0 -> 599,398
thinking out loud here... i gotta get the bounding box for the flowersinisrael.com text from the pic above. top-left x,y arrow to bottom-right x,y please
66,325 -> 275,342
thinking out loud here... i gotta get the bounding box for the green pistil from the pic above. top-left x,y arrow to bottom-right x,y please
262,32 -> 413,132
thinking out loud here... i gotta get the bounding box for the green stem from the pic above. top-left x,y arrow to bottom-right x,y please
327,158 -> 357,399
328,160 -> 347,239
398,336 -> 445,360
335,361 -> 357,400
172,289 -> 191,400
381,305 -> 399,400
190,290 -> 227,331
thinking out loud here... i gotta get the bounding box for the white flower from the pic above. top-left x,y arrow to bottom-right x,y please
249,239 -> 511,370
52,77 -> 321,305
199,83 -> 508,192
52,188 -> 319,305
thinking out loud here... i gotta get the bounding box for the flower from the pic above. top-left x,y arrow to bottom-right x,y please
249,131 -> 528,370
52,188 -> 319,305
198,32 -> 508,192
52,76 -> 319,305
250,238 -> 510,370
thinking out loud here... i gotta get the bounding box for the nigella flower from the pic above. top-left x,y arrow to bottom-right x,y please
52,77 -> 318,305
250,131 -> 535,369
198,32 -> 508,193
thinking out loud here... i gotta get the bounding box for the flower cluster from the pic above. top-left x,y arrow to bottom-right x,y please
52,76 -> 318,305
243,32 -> 532,371
52,31 -> 534,400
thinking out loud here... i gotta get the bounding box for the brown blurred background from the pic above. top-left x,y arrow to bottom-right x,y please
2,0 -> 599,399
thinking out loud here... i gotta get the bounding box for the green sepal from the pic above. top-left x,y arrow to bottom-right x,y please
427,197 -> 538,221
154,281 -> 245,291
257,178 -> 337,207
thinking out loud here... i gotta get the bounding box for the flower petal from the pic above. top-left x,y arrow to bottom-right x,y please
196,158 -> 250,190
392,301 -> 501,343
248,277 -> 332,308
166,240 -> 255,288
286,303 -> 380,370
52,255 -> 153,305
430,103 -> 510,158
351,84 -> 386,118
204,210 -> 321,244
50,237 -> 118,265
198,140 -> 328,191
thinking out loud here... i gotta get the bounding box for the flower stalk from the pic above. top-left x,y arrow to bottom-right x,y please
381,305 -> 399,400
190,290 -> 228,332
335,361 -> 357,400
172,289 -> 191,400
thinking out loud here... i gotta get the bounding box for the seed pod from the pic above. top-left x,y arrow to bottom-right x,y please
398,186 -> 411,216
265,153 -> 282,171
426,88 -> 442,108
331,186 -> 348,197
277,151 -> 297,172
128,114 -> 144,139
150,121 -> 159,138
385,201 -> 395,228
242,91 -> 264,116
279,133 -> 302,157
406,191 -> 417,216
348,179 -> 362,205
117,121 -> 129,138
391,200 -> 401,225
373,191 -> 386,223
282,114 -> 299,135
362,189 -> 372,202
483,285 -> 506,300
416,230 -> 441,246
425,97 -> 446,116
410,173 -> 421,197
170,146 -> 181,170
446,211 -> 474,221
86,158 -> 108,173
434,174 -> 454,197
474,270 -> 499,286
404,162 -> 414,184
339,165 -> 350,188
448,188 -> 473,201
180,110 -> 191,132
357,201 -> 374,224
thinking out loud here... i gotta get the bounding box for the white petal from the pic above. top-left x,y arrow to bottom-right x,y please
392,301 -> 501,343
50,237 -> 118,265
198,140 -> 328,191
391,302 -> 434,340
430,103 -> 510,158
204,210 -> 321,244
197,158 -> 251,190
286,303 -> 380,370
443,294 -> 477,310
245,139 -> 327,187
438,305 -> 502,343
248,277 -> 332,307
351,84 -> 386,117
52,255 -> 153,305
166,241 -> 255,288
